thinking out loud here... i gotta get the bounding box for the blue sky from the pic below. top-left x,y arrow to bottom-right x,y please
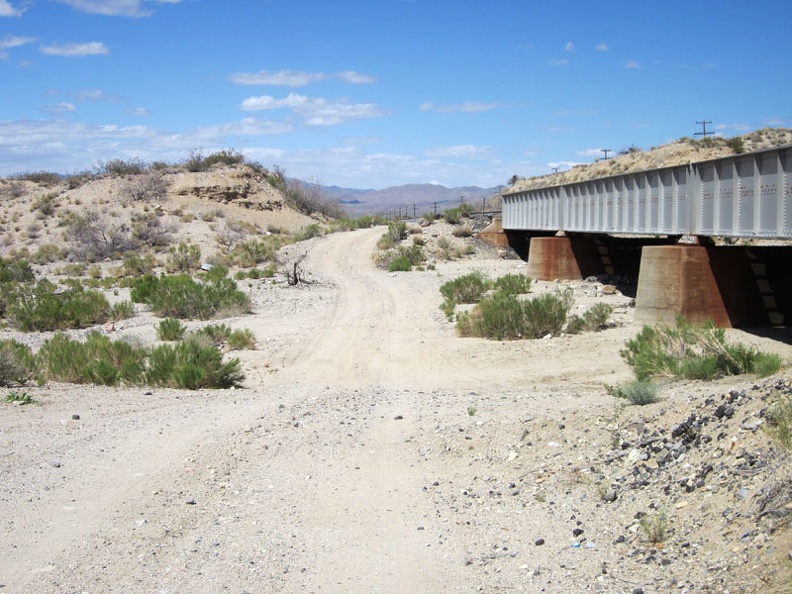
1,0 -> 790,189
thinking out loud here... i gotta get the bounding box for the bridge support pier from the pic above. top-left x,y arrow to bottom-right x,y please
634,245 -> 765,328
526,236 -> 604,280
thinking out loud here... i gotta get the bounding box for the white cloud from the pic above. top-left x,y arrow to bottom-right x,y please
128,107 -> 149,117
240,93 -> 383,126
564,41 -> 574,52
43,102 -> 77,113
40,42 -> 109,57
52,0 -> 182,17
577,148 -> 606,157
425,144 -> 491,158
595,42 -> 608,52
548,160 -> 582,170
623,61 -> 641,69
0,35 -> 35,49
419,101 -> 497,113
548,58 -> 569,67
78,89 -> 123,102
0,0 -> 25,16
229,69 -> 375,86
193,117 -> 293,138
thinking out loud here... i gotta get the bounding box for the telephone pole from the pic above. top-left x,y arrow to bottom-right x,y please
601,149 -> 612,160
695,120 -> 714,138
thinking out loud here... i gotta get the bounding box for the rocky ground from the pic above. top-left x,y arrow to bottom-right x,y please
0,222 -> 791,593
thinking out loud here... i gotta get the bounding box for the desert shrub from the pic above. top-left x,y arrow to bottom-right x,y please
7,282 -> 110,331
98,158 -> 146,176
388,255 -> 413,272
122,253 -> 158,276
37,331 -> 146,386
522,290 -> 574,338
157,318 -> 186,341
131,213 -> 176,248
145,337 -> 244,389
457,292 -> 526,340
62,212 -> 134,261
725,136 -> 746,154
0,258 -> 34,283
130,274 -> 250,320
192,323 -> 232,346
386,220 -> 407,242
422,212 -> 437,225
31,192 -> 58,216
457,290 -> 574,340
294,223 -> 323,242
0,339 -> 36,386
492,273 -> 531,296
227,328 -> 256,350
109,300 -> 135,321
412,235 -> 426,246
440,271 -> 491,304
566,302 -> 614,334
374,244 -> 425,271
452,225 -> 473,238
607,380 -> 660,406
226,239 -> 276,268
123,171 -> 168,202
10,170 -> 62,185
166,242 -> 201,272
31,244 -> 64,264
763,397 -> 792,453
622,318 -> 783,381
443,207 -> 462,225
282,177 -> 344,218
184,148 -> 247,172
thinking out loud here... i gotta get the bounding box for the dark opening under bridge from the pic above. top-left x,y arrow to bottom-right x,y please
484,145 -> 792,327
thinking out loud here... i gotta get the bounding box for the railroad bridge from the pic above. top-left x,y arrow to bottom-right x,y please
485,145 -> 792,327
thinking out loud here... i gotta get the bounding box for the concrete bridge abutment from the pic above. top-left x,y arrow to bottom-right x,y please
521,235 -> 787,328
525,236 -> 605,280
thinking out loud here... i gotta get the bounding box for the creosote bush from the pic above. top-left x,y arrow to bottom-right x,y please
146,337 -> 244,389
621,317 -> 782,381
8,282 -> 111,331
157,318 -> 186,341
130,274 -> 251,320
440,271 -> 491,305
0,339 -> 36,386
33,331 -> 244,389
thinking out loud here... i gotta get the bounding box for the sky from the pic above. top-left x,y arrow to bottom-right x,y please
1,0 -> 790,190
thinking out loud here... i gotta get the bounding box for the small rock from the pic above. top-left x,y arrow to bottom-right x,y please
535,538 -> 545,546
71,414 -> 80,420
185,498 -> 196,505
603,488 -> 618,502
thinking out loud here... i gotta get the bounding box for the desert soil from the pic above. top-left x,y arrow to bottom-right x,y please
2,226 -> 792,593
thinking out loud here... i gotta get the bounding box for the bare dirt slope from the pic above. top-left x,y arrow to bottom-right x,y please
2,227 -> 792,593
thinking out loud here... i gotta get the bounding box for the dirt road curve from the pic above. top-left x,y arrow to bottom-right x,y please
5,227 -> 786,593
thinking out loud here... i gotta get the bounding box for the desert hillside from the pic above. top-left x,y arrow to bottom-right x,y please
511,127 -> 792,192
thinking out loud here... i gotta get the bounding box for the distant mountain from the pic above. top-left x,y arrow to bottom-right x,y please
318,183 -> 501,217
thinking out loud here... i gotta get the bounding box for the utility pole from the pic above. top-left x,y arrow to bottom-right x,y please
601,149 -> 612,160
695,120 -> 714,138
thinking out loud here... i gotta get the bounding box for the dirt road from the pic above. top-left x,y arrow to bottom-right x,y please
2,227 -> 789,593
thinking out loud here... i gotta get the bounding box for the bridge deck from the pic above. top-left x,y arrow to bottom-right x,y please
502,145 -> 792,239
